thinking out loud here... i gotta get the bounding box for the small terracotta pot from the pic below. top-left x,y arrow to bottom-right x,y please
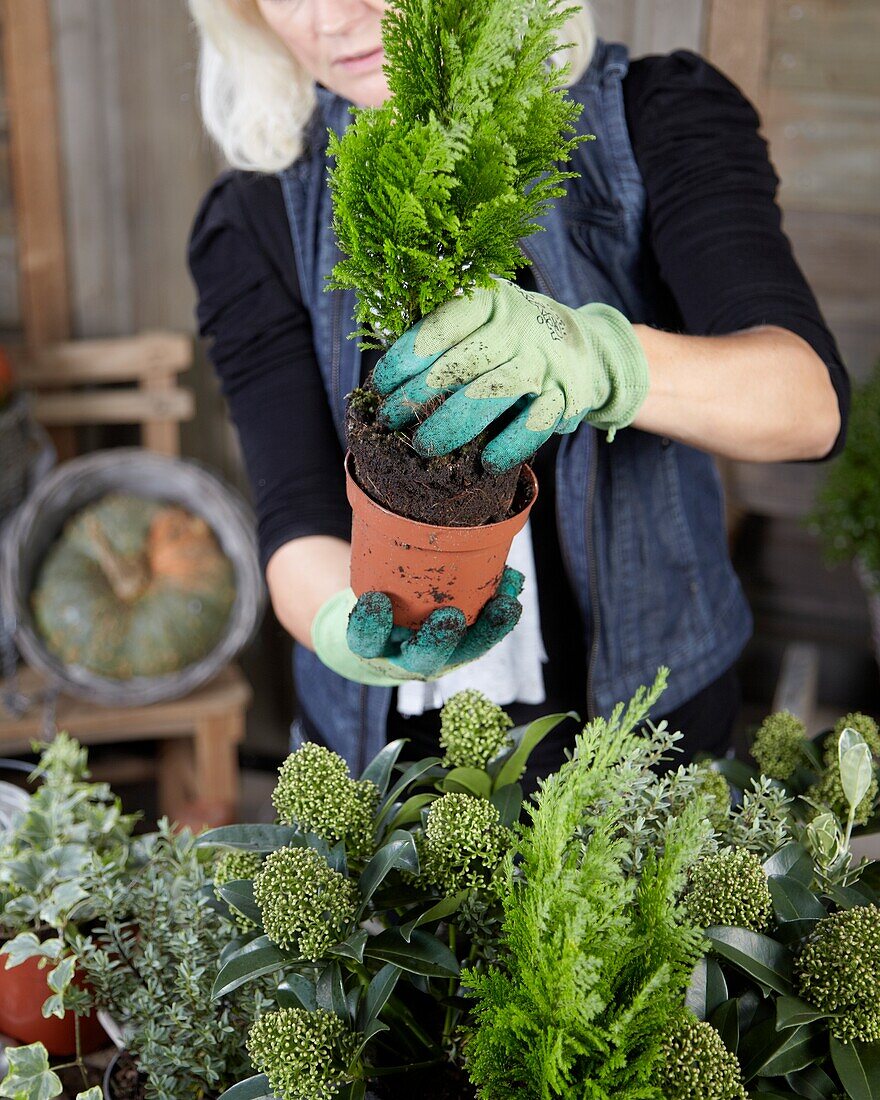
0,954 -> 107,1055
346,453 -> 538,629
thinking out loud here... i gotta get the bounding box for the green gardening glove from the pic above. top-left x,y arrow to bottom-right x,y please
312,567 -> 524,685
374,278 -> 650,472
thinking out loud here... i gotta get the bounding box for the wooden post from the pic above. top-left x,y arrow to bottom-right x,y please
703,0 -> 770,106
3,0 -> 76,456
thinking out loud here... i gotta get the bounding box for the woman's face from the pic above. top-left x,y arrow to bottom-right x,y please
255,0 -> 390,108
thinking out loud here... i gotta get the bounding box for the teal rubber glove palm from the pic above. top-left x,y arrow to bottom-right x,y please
374,278 -> 650,472
312,567 -> 524,685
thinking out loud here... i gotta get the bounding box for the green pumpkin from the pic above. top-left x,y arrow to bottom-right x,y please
32,493 -> 237,679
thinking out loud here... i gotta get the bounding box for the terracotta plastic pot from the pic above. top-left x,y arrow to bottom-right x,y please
0,954 -> 107,1055
346,453 -> 538,629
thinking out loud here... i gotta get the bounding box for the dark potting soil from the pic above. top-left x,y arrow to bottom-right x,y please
105,1052 -> 220,1100
105,1052 -> 147,1100
347,388 -> 524,527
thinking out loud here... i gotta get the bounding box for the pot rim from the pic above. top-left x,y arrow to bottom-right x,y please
345,452 -> 537,549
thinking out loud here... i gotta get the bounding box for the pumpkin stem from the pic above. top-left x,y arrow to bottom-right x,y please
84,516 -> 150,602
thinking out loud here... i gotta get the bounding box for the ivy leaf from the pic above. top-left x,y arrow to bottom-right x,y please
830,1036 -> 880,1100
0,1042 -> 63,1100
41,994 -> 66,1021
705,927 -> 795,995
0,934 -> 64,969
75,1090 -> 103,1100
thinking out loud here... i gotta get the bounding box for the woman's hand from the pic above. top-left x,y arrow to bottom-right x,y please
373,278 -> 650,472
312,567 -> 524,685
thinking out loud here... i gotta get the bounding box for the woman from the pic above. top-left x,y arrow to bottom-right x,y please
187,0 -> 848,778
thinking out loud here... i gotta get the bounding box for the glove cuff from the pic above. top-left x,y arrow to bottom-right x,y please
575,303 -> 649,440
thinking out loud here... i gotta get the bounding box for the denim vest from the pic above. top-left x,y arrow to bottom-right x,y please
279,40 -> 752,771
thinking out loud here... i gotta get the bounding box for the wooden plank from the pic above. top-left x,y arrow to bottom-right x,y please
13,331 -> 192,386
590,0 -> 635,46
34,387 -> 194,425
704,0 -> 769,106
0,664 -> 252,747
772,642 -> 819,726
195,711 -> 245,809
141,373 -> 182,455
783,209 -> 880,328
2,0 -> 70,347
631,0 -> 704,55
50,0 -> 133,337
768,0 -> 880,98
764,88 -> 880,215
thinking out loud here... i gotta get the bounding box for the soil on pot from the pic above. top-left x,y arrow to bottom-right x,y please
104,1052 -> 147,1100
347,388 -> 523,527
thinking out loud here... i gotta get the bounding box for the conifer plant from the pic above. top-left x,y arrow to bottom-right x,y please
329,0 -> 587,527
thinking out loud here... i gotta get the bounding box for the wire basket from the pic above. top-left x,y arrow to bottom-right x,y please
0,448 -> 265,707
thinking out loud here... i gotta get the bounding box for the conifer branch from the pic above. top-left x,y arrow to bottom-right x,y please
328,0 -> 589,348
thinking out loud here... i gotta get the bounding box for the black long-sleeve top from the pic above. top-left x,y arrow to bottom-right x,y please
188,51 -> 849,736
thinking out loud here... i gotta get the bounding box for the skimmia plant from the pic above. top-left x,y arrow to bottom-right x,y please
685,723 -> 880,1099
327,0 -> 588,347
197,689 -> 568,1100
198,670 -> 799,1100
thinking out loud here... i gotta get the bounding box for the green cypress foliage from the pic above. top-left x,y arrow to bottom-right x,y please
464,671 -> 708,1097
328,0 -> 588,347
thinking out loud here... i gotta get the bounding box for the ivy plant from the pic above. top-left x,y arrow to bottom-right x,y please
0,733 -> 138,1018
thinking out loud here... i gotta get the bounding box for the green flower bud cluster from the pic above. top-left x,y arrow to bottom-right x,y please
750,711 -> 807,780
439,690 -> 513,769
807,713 -> 880,826
796,904 -> 880,1043
694,763 -> 732,831
684,848 -> 772,932
214,849 -> 263,931
247,1007 -> 359,1100
828,712 -> 880,761
421,792 -> 509,895
253,846 -> 357,960
272,743 -> 379,860
807,768 -> 878,828
655,1015 -> 747,1100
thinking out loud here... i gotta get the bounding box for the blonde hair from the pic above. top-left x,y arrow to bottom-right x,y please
188,1 -> 597,174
